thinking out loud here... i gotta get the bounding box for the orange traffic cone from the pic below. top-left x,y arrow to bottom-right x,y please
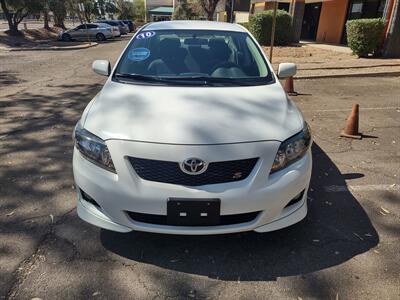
284,76 -> 297,95
340,104 -> 362,139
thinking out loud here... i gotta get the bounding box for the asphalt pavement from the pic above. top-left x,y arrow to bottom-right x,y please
0,39 -> 399,299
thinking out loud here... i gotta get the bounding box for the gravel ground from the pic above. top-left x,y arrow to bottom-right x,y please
264,45 -> 400,77
0,39 -> 399,300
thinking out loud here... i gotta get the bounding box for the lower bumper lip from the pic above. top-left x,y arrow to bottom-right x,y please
76,190 -> 309,235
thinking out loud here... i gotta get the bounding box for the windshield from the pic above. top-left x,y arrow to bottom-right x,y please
113,29 -> 274,86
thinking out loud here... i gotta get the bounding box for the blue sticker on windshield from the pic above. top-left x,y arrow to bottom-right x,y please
136,31 -> 156,39
128,48 -> 150,61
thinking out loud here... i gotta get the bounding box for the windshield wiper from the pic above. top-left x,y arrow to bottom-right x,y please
167,76 -> 254,86
114,73 -> 254,86
114,73 -> 166,83
114,73 -> 210,85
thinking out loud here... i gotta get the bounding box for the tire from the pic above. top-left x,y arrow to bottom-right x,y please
62,33 -> 71,42
96,33 -> 106,41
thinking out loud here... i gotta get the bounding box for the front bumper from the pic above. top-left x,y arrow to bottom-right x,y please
73,140 -> 312,235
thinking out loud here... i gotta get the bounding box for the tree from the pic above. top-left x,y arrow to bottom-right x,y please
173,0 -> 201,20
82,0 -> 95,22
198,0 -> 221,20
65,0 -> 101,24
133,0 -> 145,22
65,0 -> 84,24
48,0 -> 67,28
0,0 -> 41,35
79,0 -> 116,22
115,0 -> 135,20
41,0 -> 50,30
95,0 -> 117,18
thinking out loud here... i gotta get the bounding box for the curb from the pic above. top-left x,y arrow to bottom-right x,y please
272,63 -> 400,71
297,63 -> 400,71
0,42 -> 98,51
295,70 -> 400,79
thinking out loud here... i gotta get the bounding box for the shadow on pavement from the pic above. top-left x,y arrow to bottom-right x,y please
0,72 -> 25,85
101,143 -> 379,281
0,81 -> 104,295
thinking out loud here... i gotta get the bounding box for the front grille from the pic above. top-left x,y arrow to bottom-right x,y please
127,211 -> 260,226
129,157 -> 258,186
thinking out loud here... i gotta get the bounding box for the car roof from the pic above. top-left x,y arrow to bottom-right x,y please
100,20 -> 118,23
93,22 -> 111,26
145,21 -> 247,33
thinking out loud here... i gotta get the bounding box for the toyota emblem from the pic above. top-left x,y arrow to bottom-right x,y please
180,158 -> 208,175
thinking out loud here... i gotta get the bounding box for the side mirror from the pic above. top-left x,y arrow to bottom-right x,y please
92,60 -> 111,76
277,63 -> 297,79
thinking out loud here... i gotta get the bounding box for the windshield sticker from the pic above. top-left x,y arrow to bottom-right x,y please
128,48 -> 150,61
136,31 -> 156,40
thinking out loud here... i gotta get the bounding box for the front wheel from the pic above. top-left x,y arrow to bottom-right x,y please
96,33 -> 106,41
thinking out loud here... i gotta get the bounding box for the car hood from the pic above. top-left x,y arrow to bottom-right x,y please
84,80 -> 303,145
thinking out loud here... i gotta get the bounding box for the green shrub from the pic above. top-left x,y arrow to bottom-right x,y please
249,9 -> 293,46
346,18 -> 385,57
238,22 -> 250,31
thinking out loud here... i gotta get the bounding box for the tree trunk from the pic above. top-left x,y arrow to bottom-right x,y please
54,15 -> 66,29
79,13 -> 84,24
43,10 -> 50,30
8,22 -> 19,35
43,0 -> 50,29
0,0 -> 20,35
85,11 -> 91,23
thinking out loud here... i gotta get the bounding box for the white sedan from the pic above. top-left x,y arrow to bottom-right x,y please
73,21 -> 312,235
59,23 -> 114,41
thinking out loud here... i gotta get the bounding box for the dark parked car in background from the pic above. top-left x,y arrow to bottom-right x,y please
116,20 -> 130,34
95,20 -> 129,35
122,20 -> 135,32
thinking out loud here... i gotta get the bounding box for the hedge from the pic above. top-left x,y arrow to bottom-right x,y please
249,9 -> 293,46
238,22 -> 250,31
346,18 -> 385,57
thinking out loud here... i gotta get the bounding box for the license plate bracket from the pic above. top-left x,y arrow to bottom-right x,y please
167,198 -> 220,226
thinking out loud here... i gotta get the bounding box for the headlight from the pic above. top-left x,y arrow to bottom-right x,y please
270,122 -> 311,174
74,122 -> 116,173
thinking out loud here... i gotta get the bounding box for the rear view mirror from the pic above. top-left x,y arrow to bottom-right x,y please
277,63 -> 297,79
92,60 -> 111,76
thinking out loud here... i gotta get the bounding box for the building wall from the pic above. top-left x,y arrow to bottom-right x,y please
146,0 -> 173,10
235,11 -> 250,22
217,11 -> 228,21
316,0 -> 349,44
253,2 -> 267,13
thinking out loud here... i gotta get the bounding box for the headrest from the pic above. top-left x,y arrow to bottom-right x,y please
159,38 -> 181,60
184,38 -> 208,46
160,38 -> 181,50
209,39 -> 228,49
208,38 -> 231,60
